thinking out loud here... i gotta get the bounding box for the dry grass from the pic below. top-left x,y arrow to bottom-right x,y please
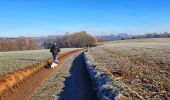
88,38 -> 170,99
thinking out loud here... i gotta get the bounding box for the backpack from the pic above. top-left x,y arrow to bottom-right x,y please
50,48 -> 53,53
57,48 -> 60,52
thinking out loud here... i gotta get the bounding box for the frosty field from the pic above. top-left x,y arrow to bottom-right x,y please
0,48 -> 78,75
88,38 -> 170,99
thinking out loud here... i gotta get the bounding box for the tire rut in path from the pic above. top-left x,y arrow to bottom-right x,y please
58,53 -> 98,100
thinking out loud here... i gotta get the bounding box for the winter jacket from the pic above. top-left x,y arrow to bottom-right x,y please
50,46 -> 60,55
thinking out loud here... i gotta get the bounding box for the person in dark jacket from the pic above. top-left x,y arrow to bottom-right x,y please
50,43 -> 60,68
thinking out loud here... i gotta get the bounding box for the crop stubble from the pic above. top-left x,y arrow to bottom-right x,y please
88,39 -> 170,99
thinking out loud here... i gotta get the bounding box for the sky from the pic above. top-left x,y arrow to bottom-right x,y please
0,0 -> 170,37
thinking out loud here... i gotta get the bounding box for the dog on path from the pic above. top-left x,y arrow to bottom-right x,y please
50,43 -> 60,68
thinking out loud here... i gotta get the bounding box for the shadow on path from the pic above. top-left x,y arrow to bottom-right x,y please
58,53 -> 98,100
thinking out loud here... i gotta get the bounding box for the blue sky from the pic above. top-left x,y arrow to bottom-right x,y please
0,0 -> 170,37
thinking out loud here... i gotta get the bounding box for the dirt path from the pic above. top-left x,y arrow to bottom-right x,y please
58,53 -> 98,100
2,50 -> 83,100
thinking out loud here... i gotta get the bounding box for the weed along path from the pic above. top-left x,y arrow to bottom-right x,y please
58,53 -> 98,100
1,49 -> 84,100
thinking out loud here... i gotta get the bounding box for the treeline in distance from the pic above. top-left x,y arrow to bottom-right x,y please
42,31 -> 97,49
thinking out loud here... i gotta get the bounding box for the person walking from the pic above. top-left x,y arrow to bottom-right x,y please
50,43 -> 60,68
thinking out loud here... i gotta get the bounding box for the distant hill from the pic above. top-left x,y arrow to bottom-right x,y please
33,35 -> 64,46
96,33 -> 132,41
96,32 -> 170,41
0,37 -> 16,40
0,35 -> 64,46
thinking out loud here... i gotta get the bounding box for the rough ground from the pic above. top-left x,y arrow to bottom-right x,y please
31,51 -> 98,100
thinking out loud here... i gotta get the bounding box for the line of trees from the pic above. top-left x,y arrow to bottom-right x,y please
0,38 -> 39,52
0,31 -> 97,51
42,31 -> 97,48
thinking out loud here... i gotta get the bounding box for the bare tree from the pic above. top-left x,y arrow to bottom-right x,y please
0,38 -> 39,52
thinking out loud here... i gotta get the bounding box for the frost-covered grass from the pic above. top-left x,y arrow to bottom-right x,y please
88,38 -> 170,99
84,52 -> 129,100
0,48 -> 79,75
